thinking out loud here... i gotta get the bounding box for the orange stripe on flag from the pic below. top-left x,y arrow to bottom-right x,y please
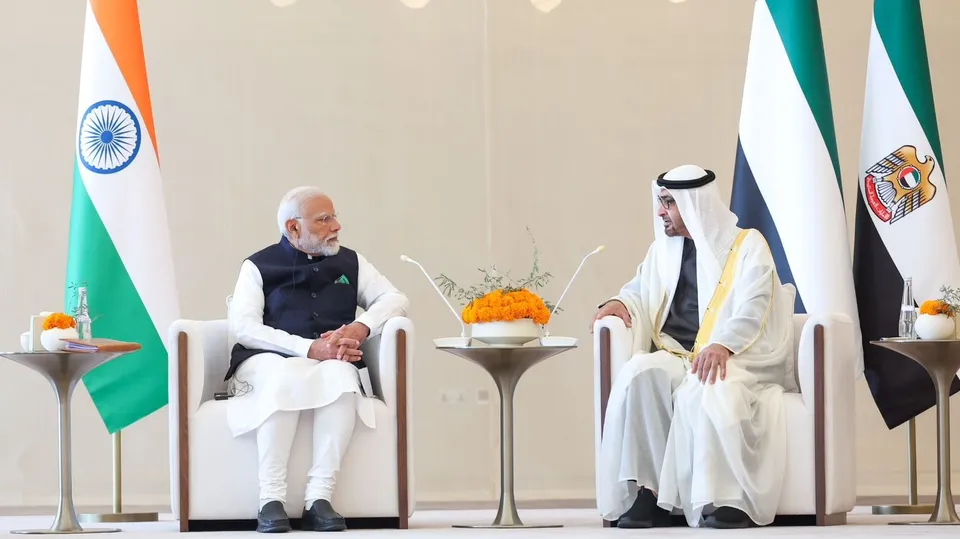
89,0 -> 159,161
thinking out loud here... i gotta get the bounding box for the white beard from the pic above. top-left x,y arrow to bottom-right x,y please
298,234 -> 340,257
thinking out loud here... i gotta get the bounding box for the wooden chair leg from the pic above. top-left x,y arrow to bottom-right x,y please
812,324 -> 844,526
396,329 -> 410,530
598,327 -> 613,527
178,331 -> 190,532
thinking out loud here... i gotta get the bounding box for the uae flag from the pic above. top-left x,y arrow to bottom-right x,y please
854,0 -> 960,430
730,0 -> 862,369
66,0 -> 180,433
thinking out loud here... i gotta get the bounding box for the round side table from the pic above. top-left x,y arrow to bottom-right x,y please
435,342 -> 575,529
871,339 -> 960,526
1,351 -> 135,535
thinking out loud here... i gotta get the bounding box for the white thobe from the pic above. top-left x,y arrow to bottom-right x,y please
225,250 -> 409,506
597,229 -> 796,527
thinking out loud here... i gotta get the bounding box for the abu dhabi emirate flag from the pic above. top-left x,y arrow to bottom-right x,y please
854,0 -> 960,430
66,0 -> 180,433
729,0 -> 862,369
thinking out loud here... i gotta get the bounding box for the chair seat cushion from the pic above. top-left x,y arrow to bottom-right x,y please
188,398 -> 400,520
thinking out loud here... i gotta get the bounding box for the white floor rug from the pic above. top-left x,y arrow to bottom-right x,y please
2,507 -> 958,537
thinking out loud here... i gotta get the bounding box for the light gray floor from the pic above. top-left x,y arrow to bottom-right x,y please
2,507 -> 959,537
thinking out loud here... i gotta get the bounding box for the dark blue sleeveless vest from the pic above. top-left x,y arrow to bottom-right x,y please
225,236 -> 361,380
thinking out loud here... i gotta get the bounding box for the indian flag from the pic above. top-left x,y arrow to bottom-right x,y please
66,0 -> 180,434
853,0 -> 960,430
729,0 -> 862,369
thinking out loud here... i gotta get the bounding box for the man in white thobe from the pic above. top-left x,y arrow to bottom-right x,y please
593,165 -> 795,529
225,186 -> 409,533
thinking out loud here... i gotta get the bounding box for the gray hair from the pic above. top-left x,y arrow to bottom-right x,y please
277,186 -> 327,238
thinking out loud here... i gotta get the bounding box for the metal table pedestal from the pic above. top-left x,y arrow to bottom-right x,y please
437,343 -> 574,529
2,351 -> 130,535
873,339 -> 960,526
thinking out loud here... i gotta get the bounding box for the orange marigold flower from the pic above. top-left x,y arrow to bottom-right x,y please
461,289 -> 551,325
43,312 -> 77,331
920,300 -> 955,318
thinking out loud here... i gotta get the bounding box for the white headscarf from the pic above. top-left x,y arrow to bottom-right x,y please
650,165 -> 742,322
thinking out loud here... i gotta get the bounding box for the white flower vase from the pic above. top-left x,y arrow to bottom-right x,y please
39,328 -> 78,352
916,314 -> 955,340
470,319 -> 541,346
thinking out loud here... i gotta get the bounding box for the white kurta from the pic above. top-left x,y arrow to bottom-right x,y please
597,180 -> 796,527
225,250 -> 409,438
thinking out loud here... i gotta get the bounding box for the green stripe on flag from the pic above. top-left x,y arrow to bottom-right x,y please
766,0 -> 843,193
874,0 -> 945,172
65,160 -> 167,434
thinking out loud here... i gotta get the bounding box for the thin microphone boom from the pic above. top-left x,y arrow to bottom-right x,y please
545,245 -> 605,337
401,255 -> 467,338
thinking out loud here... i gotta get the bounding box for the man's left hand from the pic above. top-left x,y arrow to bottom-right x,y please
321,322 -> 370,360
691,343 -> 732,384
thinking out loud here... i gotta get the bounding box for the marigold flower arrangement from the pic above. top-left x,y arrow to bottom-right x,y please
911,286 -> 960,340
38,312 -> 80,352
434,228 -> 558,326
920,299 -> 955,318
461,289 -> 552,325
43,313 -> 77,331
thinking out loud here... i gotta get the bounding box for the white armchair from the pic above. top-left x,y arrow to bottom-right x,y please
594,313 -> 856,526
167,315 -> 415,531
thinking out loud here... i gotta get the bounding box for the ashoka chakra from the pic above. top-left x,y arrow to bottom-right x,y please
78,100 -> 142,174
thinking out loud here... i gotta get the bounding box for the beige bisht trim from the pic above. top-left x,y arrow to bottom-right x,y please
651,229 -> 752,360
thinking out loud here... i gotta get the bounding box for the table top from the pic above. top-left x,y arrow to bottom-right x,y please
0,350 -> 131,358
435,343 -> 576,350
872,338 -> 960,345
0,349 -> 136,384
870,338 -> 960,376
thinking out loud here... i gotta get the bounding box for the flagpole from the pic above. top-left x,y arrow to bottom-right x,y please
871,418 -> 934,515
79,431 -> 159,523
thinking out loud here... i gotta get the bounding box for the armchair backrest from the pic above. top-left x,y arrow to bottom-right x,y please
791,313 -> 810,362
225,295 -> 238,352
187,319 -> 232,404
188,295 -> 235,399
789,313 -> 810,393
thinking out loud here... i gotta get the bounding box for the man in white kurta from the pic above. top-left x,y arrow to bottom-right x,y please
225,186 -> 409,533
593,165 -> 795,529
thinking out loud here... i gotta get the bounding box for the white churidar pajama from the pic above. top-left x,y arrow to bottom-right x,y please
225,250 -> 409,508
256,393 -> 357,508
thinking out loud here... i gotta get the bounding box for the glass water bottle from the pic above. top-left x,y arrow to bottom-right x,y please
899,277 -> 916,339
75,286 -> 92,340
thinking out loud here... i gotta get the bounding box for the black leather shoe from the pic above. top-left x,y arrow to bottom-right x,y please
617,488 -> 673,528
301,499 -> 347,532
703,506 -> 755,529
257,501 -> 292,533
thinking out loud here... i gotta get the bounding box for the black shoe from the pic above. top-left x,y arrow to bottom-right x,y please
617,488 -> 673,529
703,506 -> 756,529
257,501 -> 292,533
301,499 -> 347,532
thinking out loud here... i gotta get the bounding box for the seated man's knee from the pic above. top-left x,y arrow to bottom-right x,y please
624,364 -> 677,396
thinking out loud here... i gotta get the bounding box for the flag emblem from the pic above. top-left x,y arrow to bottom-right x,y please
863,145 -> 936,224
78,99 -> 142,175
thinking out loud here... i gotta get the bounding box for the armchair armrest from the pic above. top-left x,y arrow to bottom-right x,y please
594,315 -> 633,429
167,318 -> 229,525
362,316 -> 414,413
796,313 -> 857,522
360,315 -> 415,525
168,319 -> 229,416
593,316 -> 633,527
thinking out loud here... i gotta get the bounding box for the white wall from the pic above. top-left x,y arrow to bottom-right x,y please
1,0 -> 959,510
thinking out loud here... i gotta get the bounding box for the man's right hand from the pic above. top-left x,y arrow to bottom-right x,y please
590,300 -> 632,333
307,326 -> 364,362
